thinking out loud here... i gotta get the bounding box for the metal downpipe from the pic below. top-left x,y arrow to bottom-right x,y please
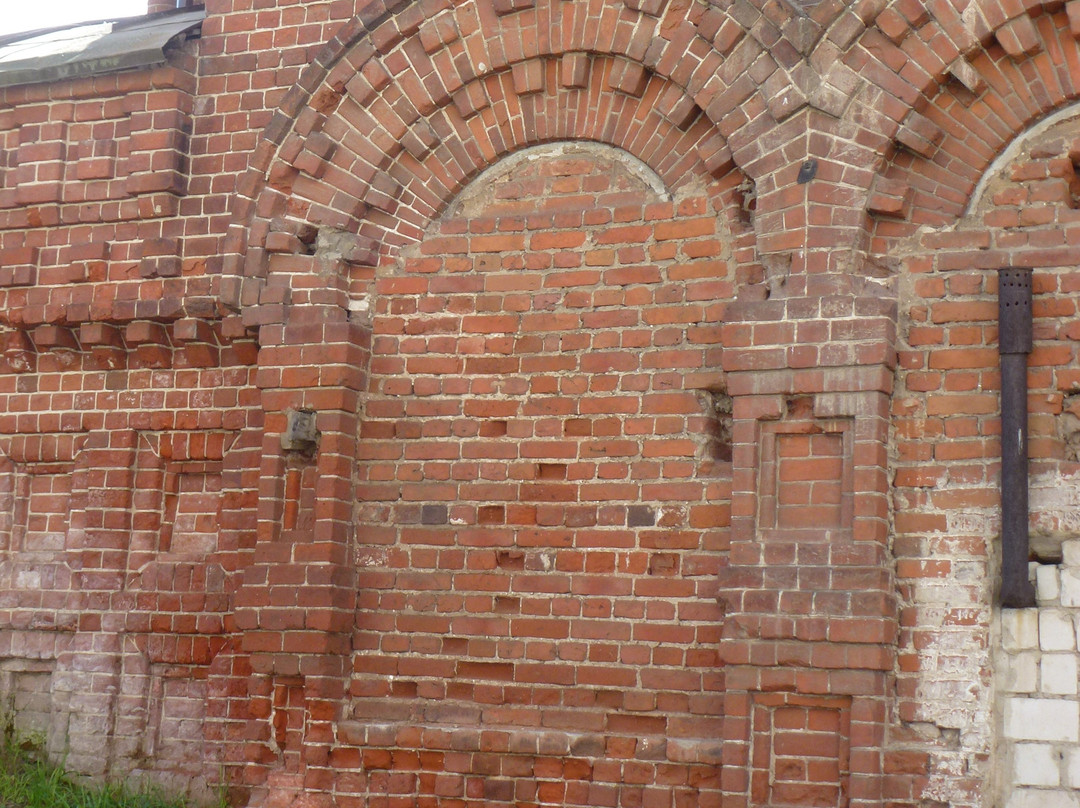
998,267 -> 1036,608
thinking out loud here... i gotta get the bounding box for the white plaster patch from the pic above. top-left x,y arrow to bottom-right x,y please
14,570 -> 39,589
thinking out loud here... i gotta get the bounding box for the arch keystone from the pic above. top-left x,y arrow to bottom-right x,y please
512,61 -> 545,95
560,52 -> 590,87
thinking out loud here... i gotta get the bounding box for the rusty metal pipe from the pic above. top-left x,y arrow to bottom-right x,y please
998,267 -> 1036,608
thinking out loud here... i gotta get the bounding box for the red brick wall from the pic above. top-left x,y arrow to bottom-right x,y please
889,111 -> 1080,806
3,0 -> 1080,807
343,143 -> 730,805
0,322 -> 259,798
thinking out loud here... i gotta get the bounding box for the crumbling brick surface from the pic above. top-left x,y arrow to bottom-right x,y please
890,116 -> 1080,808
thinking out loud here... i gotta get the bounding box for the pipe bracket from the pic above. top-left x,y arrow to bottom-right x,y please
999,268 -> 1032,355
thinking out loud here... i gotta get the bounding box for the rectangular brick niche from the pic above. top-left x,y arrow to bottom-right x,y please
751,693 -> 852,808
0,659 -> 55,737
0,433 -> 86,562
15,465 -> 72,554
757,418 -> 853,541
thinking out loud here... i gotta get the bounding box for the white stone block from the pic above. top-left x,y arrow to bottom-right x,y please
1005,788 -> 1079,808
1042,655 -> 1079,695
1063,539 -> 1080,569
1004,698 -> 1080,742
1038,565 -> 1061,603
1066,748 -> 1080,788
1003,652 -> 1040,693
1014,743 -> 1061,786
1042,610 -> 1077,651
1003,609 -> 1041,651
1060,568 -> 1080,608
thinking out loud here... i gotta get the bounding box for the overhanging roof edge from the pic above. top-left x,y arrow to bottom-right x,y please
0,6 -> 205,89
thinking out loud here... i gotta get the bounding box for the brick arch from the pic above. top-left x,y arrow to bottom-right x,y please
224,19 -> 758,794
841,4 -> 1080,255
836,0 -> 1076,148
743,0 -> 1080,277
219,0 -> 773,310
225,59 -> 743,308
884,84 -> 1080,808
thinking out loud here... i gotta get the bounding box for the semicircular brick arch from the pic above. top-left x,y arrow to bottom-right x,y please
847,4 -> 1080,253
222,8 -> 760,794
752,0 -> 1080,279
219,0 -> 771,310
833,0 -> 1077,158
227,55 -> 744,306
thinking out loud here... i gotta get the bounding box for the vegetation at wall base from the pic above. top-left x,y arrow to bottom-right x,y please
0,724 -> 208,808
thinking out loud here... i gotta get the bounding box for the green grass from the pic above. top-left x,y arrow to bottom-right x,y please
0,730 -> 207,808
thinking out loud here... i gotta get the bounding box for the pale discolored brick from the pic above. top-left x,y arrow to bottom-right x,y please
1003,609 -> 1041,652
1013,743 -> 1061,786
1041,654 -> 1079,696
1040,610 -> 1077,652
1004,699 -> 1080,743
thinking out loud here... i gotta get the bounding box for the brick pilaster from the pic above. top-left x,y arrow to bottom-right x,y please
717,279 -> 898,808
232,267 -> 369,796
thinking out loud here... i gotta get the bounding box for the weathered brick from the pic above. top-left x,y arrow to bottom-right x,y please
3,3 -> 1080,808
